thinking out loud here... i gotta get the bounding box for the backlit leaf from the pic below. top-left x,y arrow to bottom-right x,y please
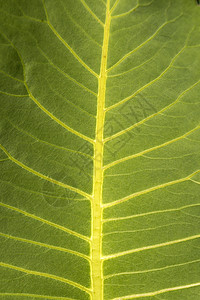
0,1 -> 200,299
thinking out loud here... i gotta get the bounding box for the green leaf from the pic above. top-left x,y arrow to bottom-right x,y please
0,0 -> 200,299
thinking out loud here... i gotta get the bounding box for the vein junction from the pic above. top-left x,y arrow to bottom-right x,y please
91,0 -> 110,299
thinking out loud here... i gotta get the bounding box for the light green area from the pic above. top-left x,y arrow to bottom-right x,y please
0,0 -> 200,299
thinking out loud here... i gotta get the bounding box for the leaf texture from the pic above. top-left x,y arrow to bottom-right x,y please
0,0 -> 200,299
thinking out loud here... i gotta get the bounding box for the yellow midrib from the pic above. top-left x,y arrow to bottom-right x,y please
91,1 -> 111,299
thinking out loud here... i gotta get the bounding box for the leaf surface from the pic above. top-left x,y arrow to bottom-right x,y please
0,0 -> 200,299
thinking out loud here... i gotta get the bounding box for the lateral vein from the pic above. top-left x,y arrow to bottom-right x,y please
0,202 -> 90,242
111,1 -> 154,19
79,0 -> 104,27
25,82 -> 94,144
103,203 -> 200,223
0,262 -> 91,294
7,119 -> 93,159
42,0 -> 99,78
104,259 -> 200,279
111,282 -> 200,299
104,125 -> 200,170
102,234 -> 200,260
0,90 -> 28,97
104,80 -> 200,143
0,293 -> 72,300
110,0 -> 121,14
106,45 -> 186,111
107,13 -> 182,72
0,232 -> 89,261
103,170 -> 200,208
0,29 -> 95,144
0,144 -> 91,201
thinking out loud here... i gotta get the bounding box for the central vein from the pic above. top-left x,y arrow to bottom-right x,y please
91,1 -> 111,299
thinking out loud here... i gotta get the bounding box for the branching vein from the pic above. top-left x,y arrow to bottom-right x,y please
104,259 -> 200,279
25,81 -> 94,144
0,232 -> 89,261
0,202 -> 90,242
0,144 -> 92,200
42,0 -> 99,77
0,262 -> 91,294
79,0 -> 104,27
102,234 -> 200,260
103,203 -> 200,223
104,125 -> 200,169
103,170 -> 200,208
107,13 -> 182,72
106,45 -> 186,111
0,294 -> 72,300
104,80 -> 200,142
111,282 -> 200,299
